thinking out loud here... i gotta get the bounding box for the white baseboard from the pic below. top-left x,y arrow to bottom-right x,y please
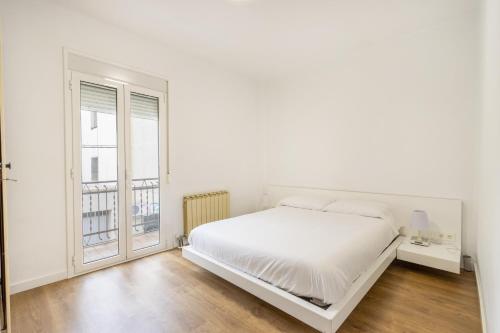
10,270 -> 68,294
474,262 -> 487,333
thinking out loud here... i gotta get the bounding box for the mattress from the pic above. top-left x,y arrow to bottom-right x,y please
188,206 -> 398,305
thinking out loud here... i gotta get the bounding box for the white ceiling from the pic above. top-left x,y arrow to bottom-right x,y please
49,0 -> 474,79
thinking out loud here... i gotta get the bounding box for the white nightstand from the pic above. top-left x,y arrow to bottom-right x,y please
397,236 -> 461,274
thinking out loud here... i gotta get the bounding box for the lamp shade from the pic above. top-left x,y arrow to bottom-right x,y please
410,210 -> 429,230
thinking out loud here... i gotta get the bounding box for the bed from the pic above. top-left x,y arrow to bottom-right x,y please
182,185 -> 462,332
188,205 -> 398,306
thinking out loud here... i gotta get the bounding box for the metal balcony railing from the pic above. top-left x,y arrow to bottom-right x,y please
81,178 -> 159,247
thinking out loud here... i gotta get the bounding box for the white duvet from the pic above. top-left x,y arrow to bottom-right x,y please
188,206 -> 398,305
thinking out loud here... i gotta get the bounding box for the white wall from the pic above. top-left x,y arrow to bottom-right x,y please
476,0 -> 500,331
0,0 -> 262,291
260,4 -> 481,256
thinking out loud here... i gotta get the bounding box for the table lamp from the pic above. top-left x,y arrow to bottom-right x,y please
410,210 -> 430,246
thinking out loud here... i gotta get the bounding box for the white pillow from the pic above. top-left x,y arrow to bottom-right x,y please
323,199 -> 399,234
278,196 -> 334,211
322,199 -> 391,218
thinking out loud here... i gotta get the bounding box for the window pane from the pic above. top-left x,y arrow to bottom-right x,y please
90,157 -> 99,181
80,82 -> 119,263
130,93 -> 160,251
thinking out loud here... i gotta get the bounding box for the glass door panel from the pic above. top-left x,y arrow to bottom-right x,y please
129,92 -> 160,251
79,82 -> 120,264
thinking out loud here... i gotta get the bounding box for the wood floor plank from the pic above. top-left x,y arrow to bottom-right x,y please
10,250 -> 482,333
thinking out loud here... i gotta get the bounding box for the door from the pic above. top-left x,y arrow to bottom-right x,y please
72,73 -> 127,273
125,85 -> 167,259
71,72 -> 167,274
0,30 -> 10,333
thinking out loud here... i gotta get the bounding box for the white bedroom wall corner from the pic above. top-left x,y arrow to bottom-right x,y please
474,262 -> 488,333
255,80 -> 272,209
476,0 -> 500,331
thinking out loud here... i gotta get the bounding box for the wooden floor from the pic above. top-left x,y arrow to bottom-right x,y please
11,249 -> 482,333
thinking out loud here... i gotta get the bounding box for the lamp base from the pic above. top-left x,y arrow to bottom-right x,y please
410,236 -> 430,247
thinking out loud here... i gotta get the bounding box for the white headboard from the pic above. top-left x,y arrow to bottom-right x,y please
264,185 -> 462,248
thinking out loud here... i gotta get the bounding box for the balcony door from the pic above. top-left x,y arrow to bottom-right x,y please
71,72 -> 167,274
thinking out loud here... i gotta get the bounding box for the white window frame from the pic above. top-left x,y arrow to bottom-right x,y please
71,72 -> 127,273
124,84 -> 169,260
63,49 -> 170,277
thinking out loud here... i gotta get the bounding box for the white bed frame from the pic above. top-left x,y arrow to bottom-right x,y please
182,185 -> 462,332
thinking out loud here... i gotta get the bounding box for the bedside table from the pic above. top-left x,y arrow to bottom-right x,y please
397,237 -> 461,274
